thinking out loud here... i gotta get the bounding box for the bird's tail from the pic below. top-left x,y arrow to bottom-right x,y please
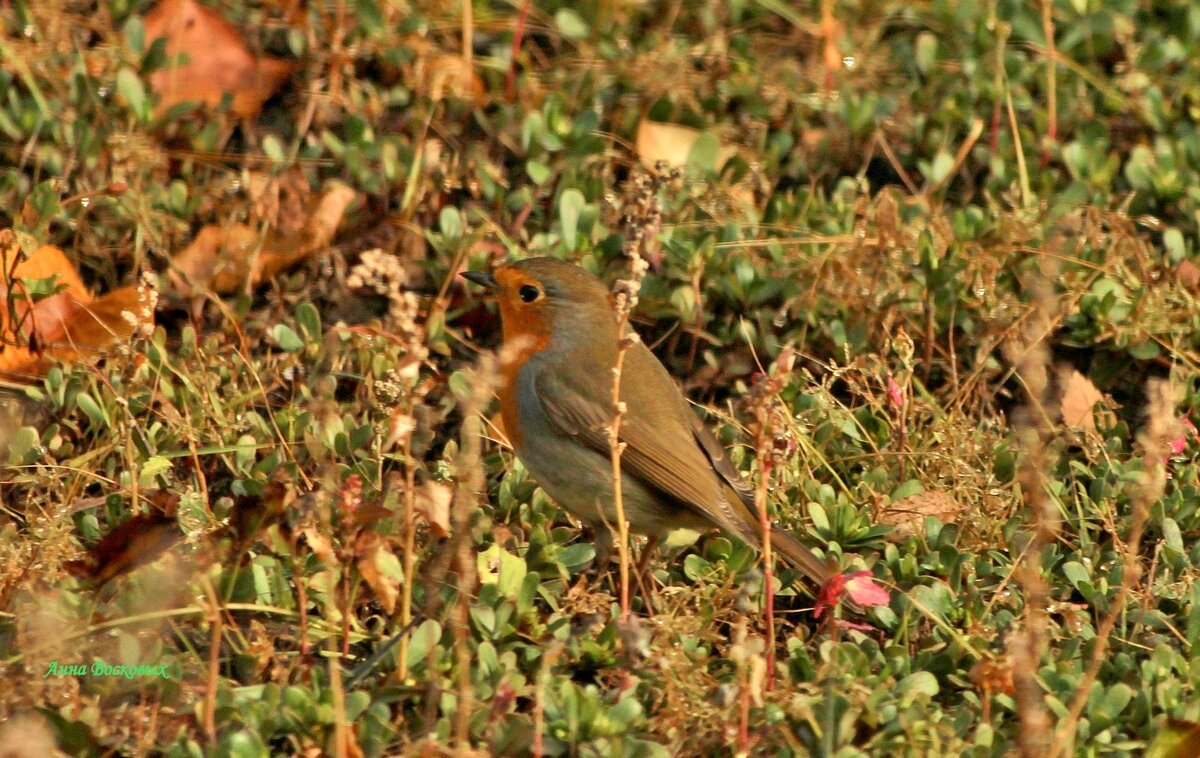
768,528 -> 835,587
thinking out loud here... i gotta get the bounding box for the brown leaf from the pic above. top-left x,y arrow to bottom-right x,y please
0,239 -> 154,381
1060,369 -> 1105,430
635,120 -> 736,172
969,657 -> 1015,696
169,182 -> 356,294
143,0 -> 294,118
64,512 -> 182,587
484,410 -> 511,450
1176,259 -> 1200,293
414,482 -> 452,537
406,37 -> 485,105
301,527 -> 338,566
357,539 -> 401,614
879,490 -> 965,540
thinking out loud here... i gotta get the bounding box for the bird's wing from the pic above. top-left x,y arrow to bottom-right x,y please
532,343 -> 751,537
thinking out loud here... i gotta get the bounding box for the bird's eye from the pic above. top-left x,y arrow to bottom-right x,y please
518,284 -> 541,303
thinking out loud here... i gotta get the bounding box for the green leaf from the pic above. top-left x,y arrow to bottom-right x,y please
439,206 -> 463,240
478,545 -> 527,598
405,620 -> 442,670
526,160 -> 550,185
687,132 -> 720,172
8,426 -> 40,464
808,502 -> 830,531
270,324 -> 304,353
140,455 -> 172,481
262,135 -> 285,162
123,16 -> 146,55
1062,561 -> 1090,590
295,302 -> 321,342
558,543 -> 595,571
116,68 -> 147,121
897,671 -> 939,701
559,188 -> 585,251
76,392 -> 108,428
554,9 -> 589,39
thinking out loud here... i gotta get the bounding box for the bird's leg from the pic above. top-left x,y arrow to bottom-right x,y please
593,525 -> 614,571
635,535 -> 659,578
630,535 -> 661,615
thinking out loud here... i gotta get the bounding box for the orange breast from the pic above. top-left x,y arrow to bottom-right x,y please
496,327 -> 549,452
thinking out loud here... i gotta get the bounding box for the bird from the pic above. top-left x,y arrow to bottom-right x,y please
461,257 -> 835,591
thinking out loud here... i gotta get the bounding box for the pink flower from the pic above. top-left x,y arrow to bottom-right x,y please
886,373 -> 905,410
1167,417 -> 1198,457
814,570 -> 890,618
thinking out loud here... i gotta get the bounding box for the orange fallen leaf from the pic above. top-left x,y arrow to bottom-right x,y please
879,490 -> 965,540
0,238 -> 155,381
1060,369 -> 1105,430
406,36 -> 485,105
169,181 -> 356,295
635,120 -> 737,172
414,482 -> 452,537
1176,259 -> 1200,293
301,527 -> 338,567
357,538 -> 401,614
143,0 -> 294,118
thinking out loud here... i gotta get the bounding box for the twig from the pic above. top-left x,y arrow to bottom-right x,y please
608,169 -> 665,618
505,0 -> 532,101
1045,379 -> 1176,758
451,355 -> 493,750
1040,0 -> 1058,161
1004,245 -> 1060,758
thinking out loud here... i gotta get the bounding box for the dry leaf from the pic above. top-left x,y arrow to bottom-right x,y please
170,181 -> 356,294
970,656 -> 1015,696
879,490 -> 965,540
414,482 -> 452,537
635,120 -> 736,172
0,239 -> 154,381
143,0 -> 294,118
301,527 -> 338,566
406,37 -> 485,105
357,539 -> 401,614
1060,369 -> 1105,430
485,410 -> 511,449
1176,259 -> 1200,293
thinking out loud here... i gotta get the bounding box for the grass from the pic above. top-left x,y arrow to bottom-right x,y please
1,0 -> 1199,755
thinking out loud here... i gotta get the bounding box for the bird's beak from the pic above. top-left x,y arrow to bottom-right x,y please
460,270 -> 498,291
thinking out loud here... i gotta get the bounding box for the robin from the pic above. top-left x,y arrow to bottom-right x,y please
462,257 -> 834,591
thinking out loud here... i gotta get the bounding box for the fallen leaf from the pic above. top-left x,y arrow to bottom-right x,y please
969,656 -> 1015,696
1060,369 -> 1105,430
879,490 -> 965,540
0,238 -> 155,381
143,0 -> 294,118
1176,259 -> 1200,293
357,538 -> 401,614
64,511 -> 182,587
169,181 -> 356,294
301,527 -> 338,566
484,410 -> 511,449
406,37 -> 485,105
635,120 -> 737,172
414,482 -> 452,537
